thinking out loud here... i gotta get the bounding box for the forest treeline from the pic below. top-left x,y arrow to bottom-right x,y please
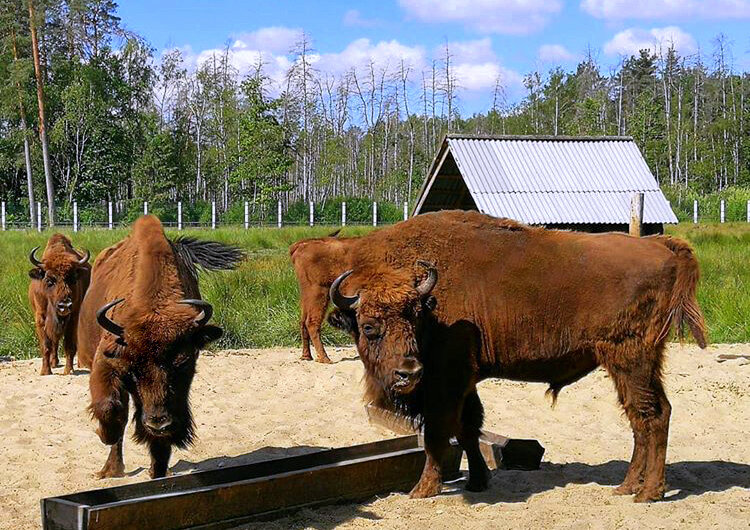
1,0 -> 749,226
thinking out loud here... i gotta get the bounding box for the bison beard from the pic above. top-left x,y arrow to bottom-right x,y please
326,210 -> 707,502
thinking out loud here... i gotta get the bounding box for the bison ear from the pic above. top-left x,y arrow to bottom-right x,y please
422,295 -> 437,312
28,268 -> 44,280
195,324 -> 223,349
327,309 -> 358,336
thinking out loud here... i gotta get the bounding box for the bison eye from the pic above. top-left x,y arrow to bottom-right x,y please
45,277 -> 56,287
362,324 -> 379,339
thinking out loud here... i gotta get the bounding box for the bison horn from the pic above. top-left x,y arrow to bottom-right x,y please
415,260 -> 438,296
96,298 -> 125,338
179,299 -> 213,327
78,248 -> 90,264
29,247 -> 43,268
330,270 -> 360,310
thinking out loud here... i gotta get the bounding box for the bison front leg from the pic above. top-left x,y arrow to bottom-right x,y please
62,318 -> 78,375
90,361 -> 128,478
34,315 -> 54,376
458,391 -> 491,492
410,424 -> 451,499
149,440 -> 172,479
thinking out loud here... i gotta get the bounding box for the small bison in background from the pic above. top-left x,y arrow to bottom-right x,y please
289,229 -> 357,363
328,210 -> 707,503
28,234 -> 91,375
78,215 -> 244,479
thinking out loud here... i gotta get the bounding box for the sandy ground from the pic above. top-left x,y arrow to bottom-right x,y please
1,344 -> 748,530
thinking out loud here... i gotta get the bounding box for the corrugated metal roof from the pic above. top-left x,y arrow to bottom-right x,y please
415,135 -> 678,224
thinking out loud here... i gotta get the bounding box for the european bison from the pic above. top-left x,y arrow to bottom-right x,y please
289,229 -> 356,363
78,216 -> 244,478
328,210 -> 707,502
28,234 -> 91,375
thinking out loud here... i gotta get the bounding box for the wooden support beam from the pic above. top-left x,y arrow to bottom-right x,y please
629,192 -> 644,237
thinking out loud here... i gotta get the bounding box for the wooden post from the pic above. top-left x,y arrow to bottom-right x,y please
720,199 -> 725,223
244,201 -> 249,229
144,201 -> 148,216
108,201 -> 113,229
277,200 -> 282,228
211,201 -> 216,229
629,192 -> 644,237
373,202 -> 377,227
37,201 -> 42,232
73,201 -> 78,232
309,201 -> 314,227
693,199 -> 698,224
177,201 -> 182,230
1,201 -> 5,231
403,201 -> 408,221
342,201 -> 346,226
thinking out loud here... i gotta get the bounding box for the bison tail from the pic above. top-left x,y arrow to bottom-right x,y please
654,236 -> 707,348
171,236 -> 245,273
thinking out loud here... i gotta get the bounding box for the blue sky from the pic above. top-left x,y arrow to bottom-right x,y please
119,0 -> 750,113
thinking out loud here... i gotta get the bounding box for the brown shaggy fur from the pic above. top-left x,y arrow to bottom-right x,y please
328,210 -> 707,502
28,234 -> 91,375
79,216 -> 238,479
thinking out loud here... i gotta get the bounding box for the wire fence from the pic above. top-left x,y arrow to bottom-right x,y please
0,198 -> 412,231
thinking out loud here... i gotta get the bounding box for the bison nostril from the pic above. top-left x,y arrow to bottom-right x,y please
145,415 -> 172,432
395,366 -> 423,380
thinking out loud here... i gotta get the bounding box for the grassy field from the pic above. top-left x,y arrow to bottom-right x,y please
1,222 -> 748,359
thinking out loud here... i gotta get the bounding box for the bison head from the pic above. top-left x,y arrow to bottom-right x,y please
29,246 -> 89,318
328,261 -> 437,397
94,298 -> 222,446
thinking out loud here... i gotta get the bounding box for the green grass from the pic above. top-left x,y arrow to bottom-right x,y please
2,222 -> 749,359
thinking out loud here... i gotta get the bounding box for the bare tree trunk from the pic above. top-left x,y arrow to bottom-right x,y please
28,0 -> 55,226
12,28 -> 36,226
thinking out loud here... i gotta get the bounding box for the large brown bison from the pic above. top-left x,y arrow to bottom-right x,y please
289,229 -> 356,363
78,215 -> 244,479
28,234 -> 91,375
328,210 -> 707,503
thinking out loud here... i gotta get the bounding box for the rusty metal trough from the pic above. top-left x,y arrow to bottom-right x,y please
41,436 -> 462,530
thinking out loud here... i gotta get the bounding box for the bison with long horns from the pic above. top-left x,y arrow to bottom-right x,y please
78,215 -> 244,478
28,234 -> 91,375
328,210 -> 707,502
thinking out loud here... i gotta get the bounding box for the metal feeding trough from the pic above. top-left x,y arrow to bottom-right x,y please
41,435 -> 463,530
365,403 -> 545,471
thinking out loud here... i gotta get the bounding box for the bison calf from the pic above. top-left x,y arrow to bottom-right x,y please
28,234 -> 91,375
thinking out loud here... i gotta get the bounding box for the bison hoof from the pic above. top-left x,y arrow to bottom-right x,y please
40,368 -> 52,376
300,354 -> 313,361
465,471 -> 491,492
633,488 -> 664,503
316,356 -> 333,364
51,357 -> 60,368
96,464 -> 125,479
409,479 -> 442,499
613,482 -> 642,496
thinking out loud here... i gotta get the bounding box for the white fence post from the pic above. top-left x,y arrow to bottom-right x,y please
693,200 -> 698,224
108,201 -> 113,229
373,201 -> 377,227
1,201 -> 5,231
37,201 -> 42,232
177,201 -> 182,230
747,200 -> 750,223
277,200 -> 282,228
211,201 -> 216,229
342,202 -> 346,226
143,201 -> 148,216
720,199 -> 725,223
309,201 -> 314,227
73,201 -> 78,232
244,201 -> 249,229
403,201 -> 408,221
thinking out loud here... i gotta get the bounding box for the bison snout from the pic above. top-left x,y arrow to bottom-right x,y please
56,299 -> 73,315
143,413 -> 173,435
392,362 -> 423,394
395,365 -> 423,381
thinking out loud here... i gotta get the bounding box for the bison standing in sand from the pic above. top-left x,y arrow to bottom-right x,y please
328,210 -> 707,503
78,215 -> 244,478
28,234 -> 91,375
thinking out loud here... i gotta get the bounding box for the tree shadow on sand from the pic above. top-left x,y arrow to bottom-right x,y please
452,459 -> 750,504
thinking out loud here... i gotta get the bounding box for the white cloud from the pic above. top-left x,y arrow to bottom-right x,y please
399,0 -> 563,34
454,63 -> 522,91
538,44 -> 577,63
581,0 -> 750,20
342,9 -> 380,27
435,38 -> 496,63
315,38 -> 426,74
231,26 -> 302,54
604,26 -> 697,57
